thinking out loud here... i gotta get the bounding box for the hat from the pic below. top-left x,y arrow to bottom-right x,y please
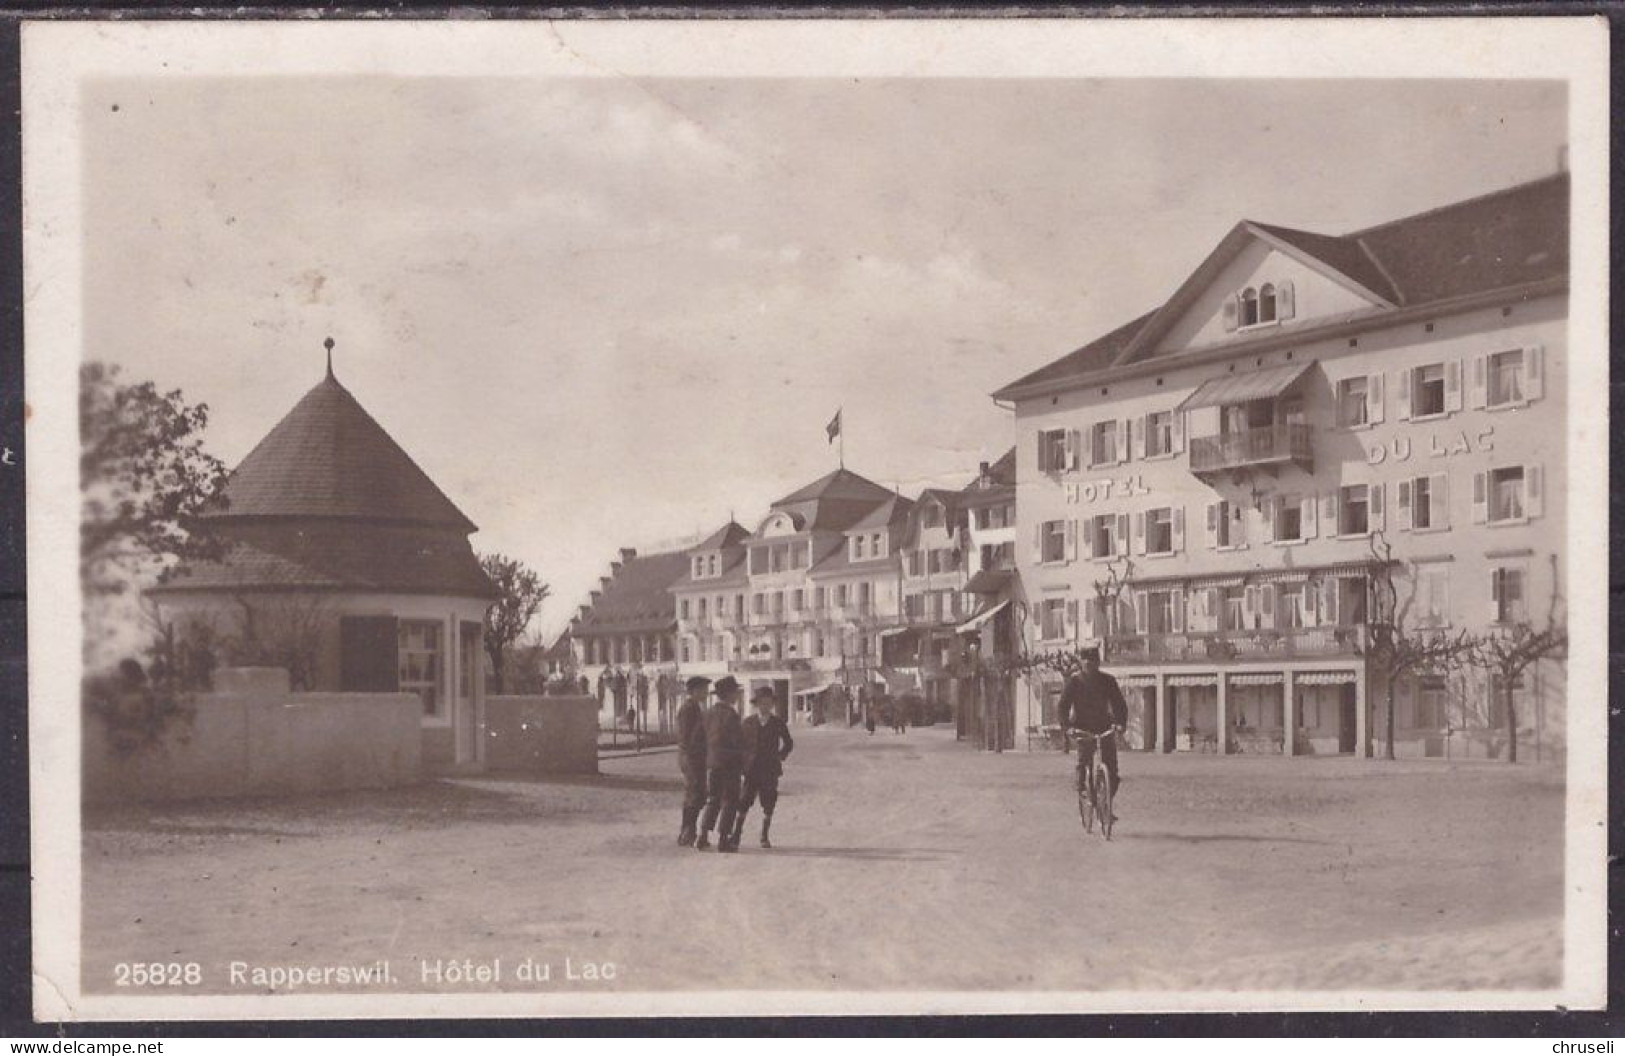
1079,647 -> 1101,662
713,675 -> 741,697
684,675 -> 711,692
751,686 -> 776,705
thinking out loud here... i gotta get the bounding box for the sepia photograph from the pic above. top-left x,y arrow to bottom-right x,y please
22,17 -> 1609,1021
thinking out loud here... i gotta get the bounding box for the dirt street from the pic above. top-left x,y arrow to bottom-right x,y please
82,725 -> 1564,996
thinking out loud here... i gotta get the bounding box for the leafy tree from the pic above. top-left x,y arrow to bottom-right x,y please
479,552 -> 550,694
1362,533 -> 1475,760
80,361 -> 230,595
1469,555 -> 1566,763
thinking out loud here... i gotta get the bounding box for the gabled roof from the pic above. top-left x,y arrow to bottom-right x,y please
850,493 -> 913,532
772,467 -> 895,508
915,488 -> 962,515
994,173 -> 1569,401
210,368 -> 477,533
695,520 -> 750,551
571,549 -> 690,637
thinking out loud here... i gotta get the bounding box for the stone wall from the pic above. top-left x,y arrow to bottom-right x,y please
84,685 -> 422,804
485,695 -> 599,776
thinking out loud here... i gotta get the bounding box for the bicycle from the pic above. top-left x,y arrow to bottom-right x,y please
1068,727 -> 1117,840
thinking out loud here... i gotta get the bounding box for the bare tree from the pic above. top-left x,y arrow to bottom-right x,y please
480,552 -> 551,694
227,594 -> 332,691
1362,532 -> 1475,760
1468,554 -> 1567,763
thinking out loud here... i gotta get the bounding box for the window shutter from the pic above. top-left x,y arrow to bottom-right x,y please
1205,502 -> 1219,549
1471,471 -> 1488,524
1369,482 -> 1386,531
1430,473 -> 1449,529
1260,584 -> 1276,628
1445,359 -> 1463,413
1133,511 -> 1146,554
1259,496 -> 1275,543
1322,577 -> 1340,626
1278,280 -> 1295,320
1321,492 -> 1337,529
1172,588 -> 1186,633
1301,493 -> 1318,539
1171,411 -> 1186,453
1243,585 -> 1258,627
1524,344 -> 1544,401
1064,519 -> 1078,563
1132,592 -> 1147,635
1062,429 -> 1077,472
340,616 -> 400,692
1368,373 -> 1386,424
1081,597 -> 1096,638
1206,587 -> 1222,632
1172,507 -> 1186,551
1526,464 -> 1543,518
1396,479 -> 1413,531
1031,522 -> 1043,563
1469,355 -> 1488,409
1301,582 -> 1319,628
1131,415 -> 1145,460
1489,567 -> 1502,624
1233,503 -> 1248,547
1221,296 -> 1239,332
1036,432 -> 1049,473
1065,598 -> 1079,641
1397,368 -> 1413,420
1116,513 -> 1130,557
1117,419 -> 1131,465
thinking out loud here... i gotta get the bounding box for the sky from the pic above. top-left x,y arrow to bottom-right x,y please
81,76 -> 1566,641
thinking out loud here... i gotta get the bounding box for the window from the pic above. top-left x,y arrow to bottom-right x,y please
1212,500 -> 1243,549
772,592 -> 784,616
1413,564 -> 1450,628
1258,283 -> 1277,323
1240,287 -> 1259,327
1487,349 -> 1525,407
982,541 -> 1015,570
836,584 -> 849,608
1488,672 -> 1525,728
681,640 -> 692,663
1276,583 -> 1305,629
752,593 -> 765,616
1144,590 -> 1175,634
852,535 -> 866,560
1339,485 -> 1370,536
1088,514 -> 1118,559
707,553 -> 718,576
858,582 -> 872,612
921,505 -> 942,530
1037,428 -> 1068,473
1039,599 -> 1068,641
1492,566 -> 1528,624
1337,377 -> 1369,427
734,595 -> 745,620
1089,421 -> 1118,466
1413,363 -> 1447,417
1145,410 -> 1173,457
1489,466 -> 1525,522
871,533 -> 885,557
790,545 -> 808,570
1415,675 -> 1448,729
679,598 -> 690,620
1145,507 -> 1174,555
697,597 -> 708,620
1275,493 -> 1303,542
1039,520 -> 1067,564
692,556 -> 704,578
398,620 -> 442,717
791,589 -> 803,611
812,587 -> 825,611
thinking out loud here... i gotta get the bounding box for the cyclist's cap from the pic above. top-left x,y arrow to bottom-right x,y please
1079,647 -> 1102,662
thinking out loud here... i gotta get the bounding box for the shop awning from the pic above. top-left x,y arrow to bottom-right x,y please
876,627 -> 913,641
956,599 -> 1010,635
1177,361 -> 1313,412
1167,674 -> 1218,687
1229,672 -> 1285,686
794,682 -> 837,697
964,569 -> 1013,595
1296,670 -> 1359,686
1116,675 -> 1157,688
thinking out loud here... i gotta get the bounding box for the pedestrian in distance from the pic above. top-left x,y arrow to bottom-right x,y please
864,697 -> 876,735
696,675 -> 745,853
735,686 -> 795,849
674,675 -> 710,847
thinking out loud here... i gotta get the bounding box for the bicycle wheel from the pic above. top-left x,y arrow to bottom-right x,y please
1077,769 -> 1094,833
1095,762 -> 1114,840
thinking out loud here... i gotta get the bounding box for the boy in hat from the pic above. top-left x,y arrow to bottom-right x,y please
697,675 -> 745,852
674,675 -> 711,846
735,686 -> 795,849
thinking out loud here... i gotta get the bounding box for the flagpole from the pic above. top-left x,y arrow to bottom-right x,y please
839,418 -> 845,470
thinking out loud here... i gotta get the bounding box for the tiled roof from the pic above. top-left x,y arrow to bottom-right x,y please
850,494 -> 913,532
694,521 -> 750,551
672,547 -> 750,590
209,370 -> 477,532
572,549 -> 690,637
995,173 -> 1568,398
773,467 -> 895,508
151,520 -> 497,598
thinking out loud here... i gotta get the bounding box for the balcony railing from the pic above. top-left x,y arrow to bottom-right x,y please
1103,624 -> 1366,663
1188,423 -> 1313,475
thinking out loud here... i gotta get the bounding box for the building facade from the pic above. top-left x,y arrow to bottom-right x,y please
568,547 -> 686,730
994,174 -> 1568,760
957,450 -> 1021,749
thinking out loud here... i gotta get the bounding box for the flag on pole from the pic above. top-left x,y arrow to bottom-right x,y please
826,409 -> 842,444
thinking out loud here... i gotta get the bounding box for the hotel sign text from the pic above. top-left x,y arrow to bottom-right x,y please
1365,424 -> 1496,466
1064,473 -> 1151,505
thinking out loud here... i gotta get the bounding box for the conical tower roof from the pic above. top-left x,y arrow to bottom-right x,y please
211,368 -> 476,533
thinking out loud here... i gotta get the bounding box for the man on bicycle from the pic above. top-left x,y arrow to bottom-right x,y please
1058,648 -> 1128,802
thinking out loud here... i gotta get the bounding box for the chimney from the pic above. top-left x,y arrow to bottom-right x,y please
590,590 -> 601,603
609,563 -> 622,577
620,547 -> 637,561
979,461 -> 990,478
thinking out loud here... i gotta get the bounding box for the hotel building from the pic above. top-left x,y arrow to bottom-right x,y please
993,174 -> 1568,760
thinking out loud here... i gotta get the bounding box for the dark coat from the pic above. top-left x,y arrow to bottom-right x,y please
676,699 -> 708,763
741,713 -> 794,778
1059,670 -> 1128,733
703,703 -> 744,772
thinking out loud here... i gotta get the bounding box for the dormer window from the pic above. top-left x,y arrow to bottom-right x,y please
1259,283 -> 1277,323
852,535 -> 866,561
1240,287 -> 1259,327
1225,280 -> 1293,332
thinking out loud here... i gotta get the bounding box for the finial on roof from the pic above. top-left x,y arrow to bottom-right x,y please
324,336 -> 335,378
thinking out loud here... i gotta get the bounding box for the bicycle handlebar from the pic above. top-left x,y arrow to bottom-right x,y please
1065,727 -> 1119,742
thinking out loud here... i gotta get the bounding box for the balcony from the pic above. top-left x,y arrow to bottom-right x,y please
1103,623 -> 1365,664
1188,423 -> 1313,479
